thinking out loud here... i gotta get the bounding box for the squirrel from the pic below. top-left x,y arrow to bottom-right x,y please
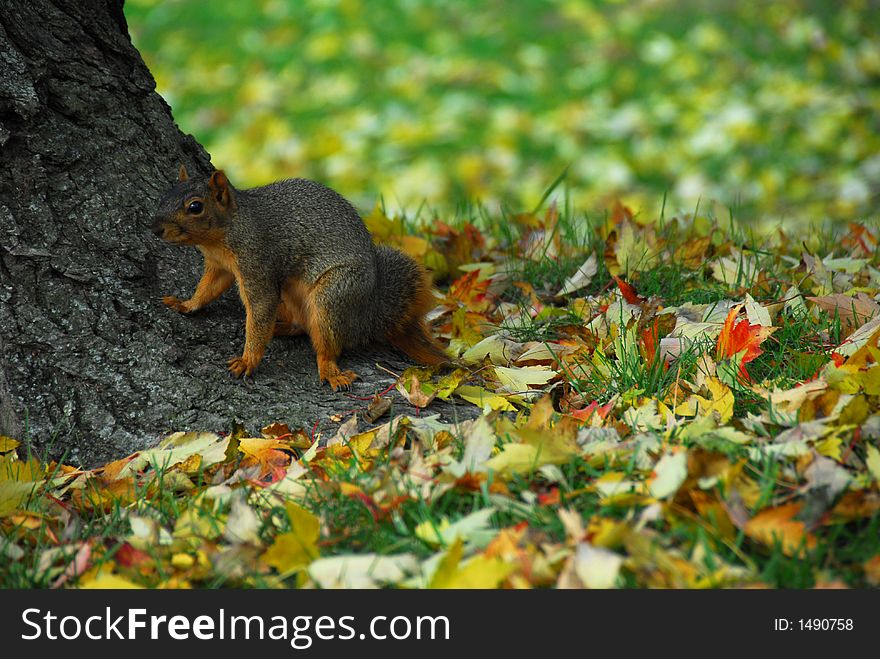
152,166 -> 447,390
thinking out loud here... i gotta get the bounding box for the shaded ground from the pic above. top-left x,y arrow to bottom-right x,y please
19,249 -> 474,468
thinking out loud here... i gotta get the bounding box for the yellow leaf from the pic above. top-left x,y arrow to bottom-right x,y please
614,221 -> 655,274
362,204 -> 403,242
455,385 -> 516,412
0,480 -> 37,517
675,378 -> 734,424
0,454 -> 42,481
460,335 -> 524,366
485,430 -> 577,478
434,368 -> 470,399
119,432 -> 229,479
866,444 -> 880,483
348,430 -> 378,456
0,436 -> 19,452
263,503 -> 320,574
173,507 -> 221,544
815,437 -> 843,461
238,437 -> 291,457
493,365 -> 558,392
863,366 -> 880,396
79,574 -> 144,589
415,518 -> 451,546
429,538 -> 513,589
705,377 -> 735,424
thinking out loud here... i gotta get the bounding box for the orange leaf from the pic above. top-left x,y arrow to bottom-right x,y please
261,422 -> 292,439
570,399 -> 614,424
609,200 -> 634,224
744,503 -> 817,557
715,305 -> 775,379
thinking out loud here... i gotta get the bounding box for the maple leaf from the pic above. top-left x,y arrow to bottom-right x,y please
715,305 -> 775,381
429,537 -> 514,589
238,437 -> 293,483
262,502 -> 320,574
446,269 -> 492,312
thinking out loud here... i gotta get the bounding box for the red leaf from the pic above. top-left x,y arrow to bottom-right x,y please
612,275 -> 643,305
115,542 -> 151,568
448,269 -> 492,311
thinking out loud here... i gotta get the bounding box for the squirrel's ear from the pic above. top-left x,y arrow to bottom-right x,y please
178,164 -> 189,182
209,170 -> 230,207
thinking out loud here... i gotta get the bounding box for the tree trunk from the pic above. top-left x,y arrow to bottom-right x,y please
0,0 -> 466,467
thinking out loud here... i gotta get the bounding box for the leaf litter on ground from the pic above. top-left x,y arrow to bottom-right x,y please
2,208 -> 880,589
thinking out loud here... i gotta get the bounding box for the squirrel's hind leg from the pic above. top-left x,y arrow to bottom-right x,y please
304,268 -> 366,391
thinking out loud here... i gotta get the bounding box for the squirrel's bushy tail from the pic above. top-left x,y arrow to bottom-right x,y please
373,245 -> 448,365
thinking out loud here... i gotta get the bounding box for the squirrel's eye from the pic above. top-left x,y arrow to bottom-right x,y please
187,200 -> 203,214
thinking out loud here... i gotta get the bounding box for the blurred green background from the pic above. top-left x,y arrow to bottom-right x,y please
126,0 -> 880,223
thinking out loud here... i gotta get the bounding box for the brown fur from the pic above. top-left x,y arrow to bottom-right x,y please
387,270 -> 447,365
152,167 -> 449,389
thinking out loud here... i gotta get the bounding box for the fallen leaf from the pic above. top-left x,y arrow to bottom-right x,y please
744,503 -> 817,557
429,537 -> 514,588
79,573 -> 144,589
612,275 -> 643,305
309,553 -> 419,589
262,502 -> 320,574
715,305 -> 775,381
572,542 -> 624,589
648,451 -> 688,499
557,253 -> 598,296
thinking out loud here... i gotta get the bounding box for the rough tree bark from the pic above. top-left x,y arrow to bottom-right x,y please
0,0 -> 469,467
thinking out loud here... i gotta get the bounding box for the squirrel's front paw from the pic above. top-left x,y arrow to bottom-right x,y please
326,370 -> 358,391
227,356 -> 257,378
162,296 -> 195,314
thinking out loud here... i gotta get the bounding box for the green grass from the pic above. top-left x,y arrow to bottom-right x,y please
125,0 -> 880,221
